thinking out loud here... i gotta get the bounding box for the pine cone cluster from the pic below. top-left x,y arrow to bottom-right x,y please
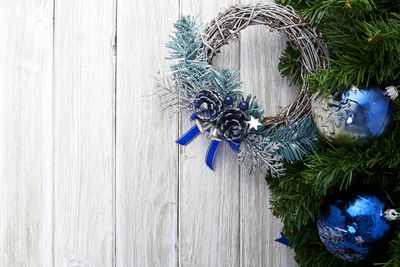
193,89 -> 224,121
216,108 -> 248,141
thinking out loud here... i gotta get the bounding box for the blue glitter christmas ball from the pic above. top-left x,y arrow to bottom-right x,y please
317,191 -> 395,262
311,85 -> 394,146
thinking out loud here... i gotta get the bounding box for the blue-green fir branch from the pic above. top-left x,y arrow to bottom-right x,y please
244,95 -> 265,120
265,117 -> 318,163
209,69 -> 242,97
166,16 -> 202,61
166,16 -> 267,117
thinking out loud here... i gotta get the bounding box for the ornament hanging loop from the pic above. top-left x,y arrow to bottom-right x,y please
384,209 -> 400,221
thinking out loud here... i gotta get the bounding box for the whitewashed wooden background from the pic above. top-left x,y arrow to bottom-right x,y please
0,0 -> 300,266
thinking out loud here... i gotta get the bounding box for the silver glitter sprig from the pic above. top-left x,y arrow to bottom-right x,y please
238,133 -> 285,178
154,75 -> 195,114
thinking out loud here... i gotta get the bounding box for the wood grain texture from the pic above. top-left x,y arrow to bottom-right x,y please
0,0 -> 54,266
116,0 -> 179,266
179,1 -> 241,266
53,1 -> 116,266
0,0 -> 301,266
239,0 -> 299,266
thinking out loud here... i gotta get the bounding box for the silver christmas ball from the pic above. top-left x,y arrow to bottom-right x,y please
311,85 -> 394,146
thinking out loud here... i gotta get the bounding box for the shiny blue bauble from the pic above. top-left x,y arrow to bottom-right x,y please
311,85 -> 394,146
317,191 -> 394,262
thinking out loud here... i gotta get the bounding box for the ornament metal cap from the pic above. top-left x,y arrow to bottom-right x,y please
385,86 -> 399,101
384,209 -> 400,221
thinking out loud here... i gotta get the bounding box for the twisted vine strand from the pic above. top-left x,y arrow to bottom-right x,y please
198,3 -> 330,129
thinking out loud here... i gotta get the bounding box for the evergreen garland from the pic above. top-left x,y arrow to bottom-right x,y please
277,0 -> 400,97
269,0 -> 400,266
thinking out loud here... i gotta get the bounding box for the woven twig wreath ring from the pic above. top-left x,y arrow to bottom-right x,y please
199,3 -> 330,129
158,3 -> 330,177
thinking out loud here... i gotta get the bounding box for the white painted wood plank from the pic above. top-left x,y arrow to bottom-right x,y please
239,0 -> 299,266
0,1 -> 53,266
116,0 -> 179,266
179,1 -> 241,266
52,1 -> 116,266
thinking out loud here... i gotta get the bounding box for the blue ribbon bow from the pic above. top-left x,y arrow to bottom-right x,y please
176,114 -> 240,170
275,232 -> 290,247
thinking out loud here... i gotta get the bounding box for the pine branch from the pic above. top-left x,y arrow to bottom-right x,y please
378,231 -> 400,266
208,68 -> 242,96
266,117 -> 318,163
278,43 -> 303,86
167,16 -> 202,61
278,1 -> 400,96
272,1 -> 400,265
244,95 -> 265,120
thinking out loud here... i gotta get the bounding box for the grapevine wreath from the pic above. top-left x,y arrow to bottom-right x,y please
157,1 -> 400,266
157,3 -> 329,177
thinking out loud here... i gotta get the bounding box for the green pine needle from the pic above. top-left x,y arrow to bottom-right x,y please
270,1 -> 400,265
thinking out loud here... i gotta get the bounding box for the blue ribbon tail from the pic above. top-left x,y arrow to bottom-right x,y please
205,140 -> 221,170
228,140 -> 240,152
190,113 -> 197,120
176,125 -> 201,146
275,232 -> 290,247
